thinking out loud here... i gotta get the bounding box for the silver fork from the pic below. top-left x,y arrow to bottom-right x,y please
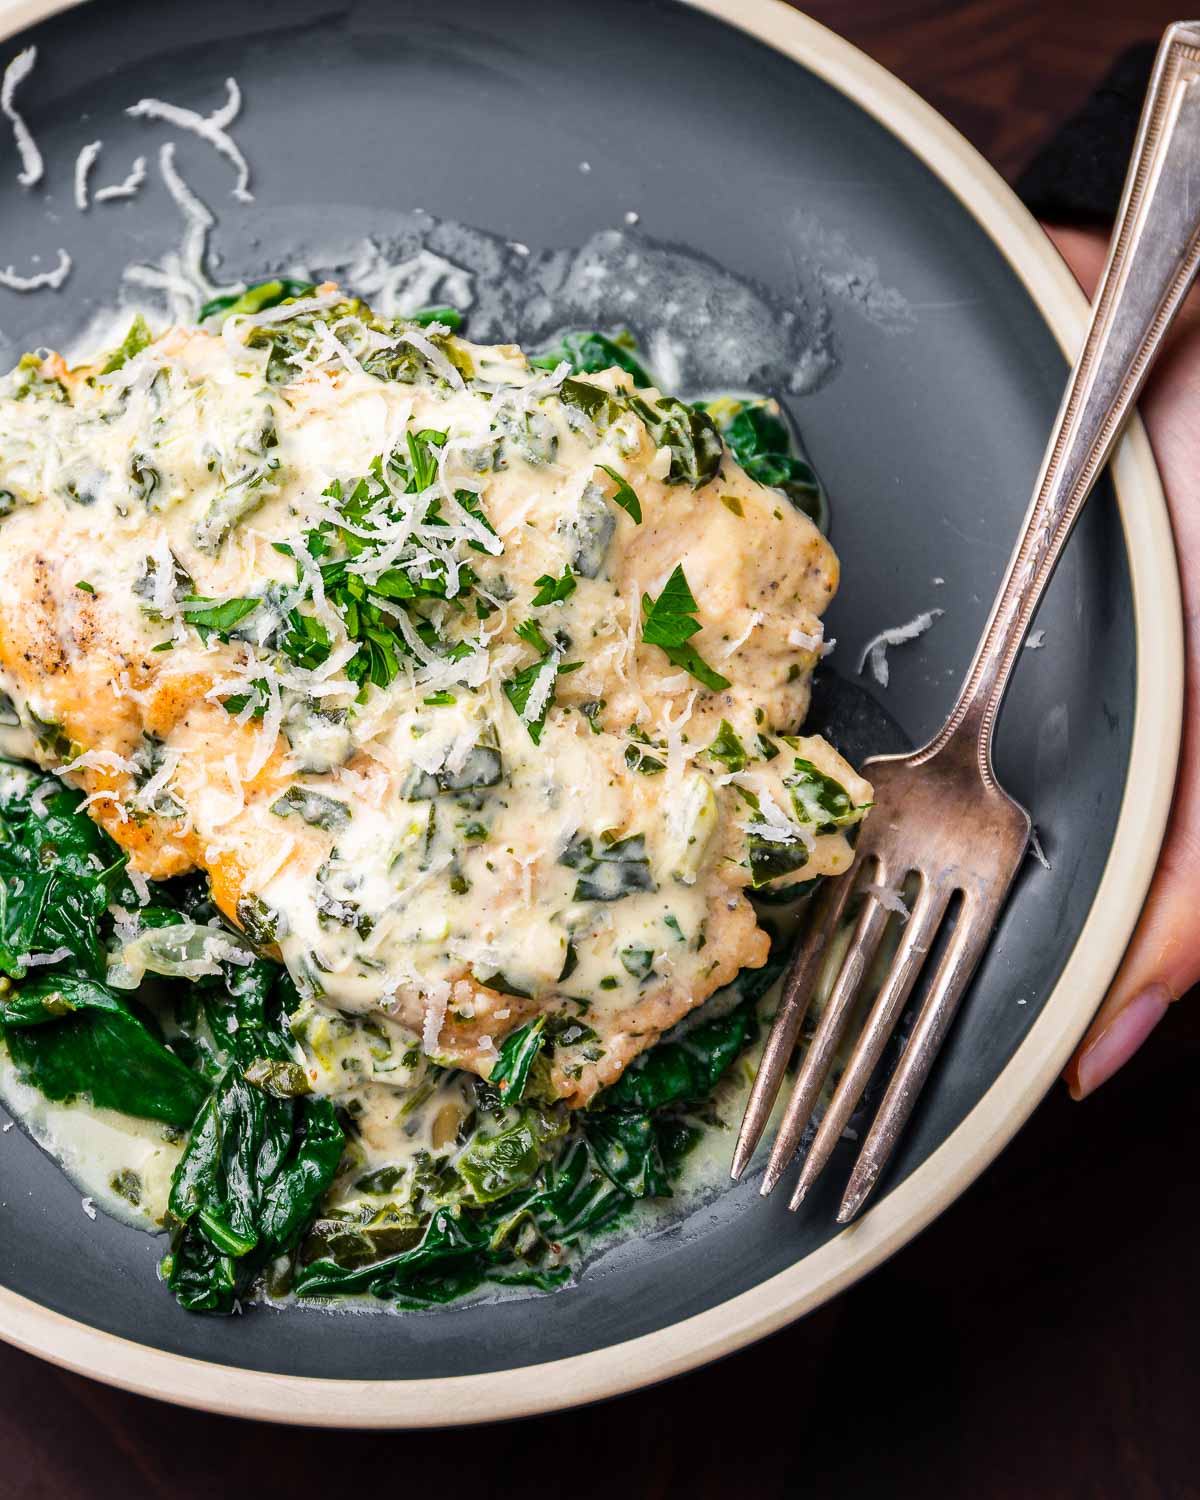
732,19 -> 1200,1223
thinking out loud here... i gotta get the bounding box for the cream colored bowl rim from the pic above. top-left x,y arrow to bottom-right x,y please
0,0 -> 1183,1428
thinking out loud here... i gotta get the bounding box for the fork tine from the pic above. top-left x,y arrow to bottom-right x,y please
730,862 -> 864,1180
837,888 -> 997,1223
788,879 -> 949,1209
760,875 -> 894,1196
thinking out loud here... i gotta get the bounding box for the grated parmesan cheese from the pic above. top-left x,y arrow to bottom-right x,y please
126,76 -> 252,202
862,882 -> 910,918
2,46 -> 42,188
126,866 -> 152,907
422,985 -> 449,1055
93,154 -> 147,202
73,139 -> 102,210
0,248 -> 71,293
1028,827 -> 1052,871
857,609 -> 944,689
59,748 -> 137,777
721,610 -> 763,658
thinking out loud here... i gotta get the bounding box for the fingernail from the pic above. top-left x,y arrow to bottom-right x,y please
1073,984 -> 1170,1099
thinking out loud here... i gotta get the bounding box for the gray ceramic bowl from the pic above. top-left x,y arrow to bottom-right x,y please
0,0 -> 1181,1426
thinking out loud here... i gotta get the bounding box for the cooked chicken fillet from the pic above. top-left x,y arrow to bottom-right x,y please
0,295 -> 871,1104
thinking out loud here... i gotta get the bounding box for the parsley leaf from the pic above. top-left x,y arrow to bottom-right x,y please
596,464 -> 642,524
641,565 -> 730,692
279,610 -> 332,670
515,618 -> 551,654
180,595 -> 260,641
503,655 -> 559,745
532,567 -> 577,606
504,626 -> 582,745
222,680 -> 270,719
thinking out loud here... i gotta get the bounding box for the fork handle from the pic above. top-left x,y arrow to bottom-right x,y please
923,20 -> 1200,770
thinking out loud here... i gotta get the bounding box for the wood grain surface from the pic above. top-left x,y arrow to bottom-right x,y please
2,3 -> 1196,1496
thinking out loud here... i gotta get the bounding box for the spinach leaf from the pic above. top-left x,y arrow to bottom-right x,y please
199,278 -> 316,324
559,379 -> 722,490
270,785 -> 351,832
705,719 -> 748,773
786,757 -> 870,831
0,974 -> 208,1128
450,1102 -> 567,1206
560,832 -> 656,902
179,594 -> 260,640
0,768 -> 127,980
293,1126 -> 622,1303
583,1111 -> 671,1198
489,1018 -> 545,1102
403,745 -> 503,800
628,394 -> 722,488
164,963 -> 344,1314
641,564 -> 730,693
746,832 -> 810,887
710,398 -> 827,529
408,306 -> 464,331
530,328 -> 653,387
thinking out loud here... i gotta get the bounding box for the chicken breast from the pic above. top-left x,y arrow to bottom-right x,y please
0,292 -> 871,1105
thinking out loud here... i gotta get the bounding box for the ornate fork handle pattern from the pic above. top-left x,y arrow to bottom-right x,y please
927,21 -> 1200,776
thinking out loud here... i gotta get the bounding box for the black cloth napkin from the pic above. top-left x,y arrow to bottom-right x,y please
1016,42 -> 1156,223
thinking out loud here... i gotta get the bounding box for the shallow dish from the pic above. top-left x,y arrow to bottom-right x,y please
0,0 -> 1182,1426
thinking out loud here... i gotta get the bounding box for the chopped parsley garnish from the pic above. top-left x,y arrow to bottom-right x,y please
279,610 -> 332,671
222,679 -> 270,718
596,464 -> 642,524
75,580 -> 95,595
532,567 -> 577,606
515,618 -> 551,653
641,565 -> 730,692
179,595 -> 259,641
503,642 -> 582,746
270,431 -> 494,694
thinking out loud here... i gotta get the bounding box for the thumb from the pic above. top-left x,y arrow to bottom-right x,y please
1045,226 -> 1200,1097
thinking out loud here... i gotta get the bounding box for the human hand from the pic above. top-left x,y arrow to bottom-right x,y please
1046,225 -> 1200,1099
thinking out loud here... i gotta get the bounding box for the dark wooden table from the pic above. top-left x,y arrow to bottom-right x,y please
3,4 -> 1196,1496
